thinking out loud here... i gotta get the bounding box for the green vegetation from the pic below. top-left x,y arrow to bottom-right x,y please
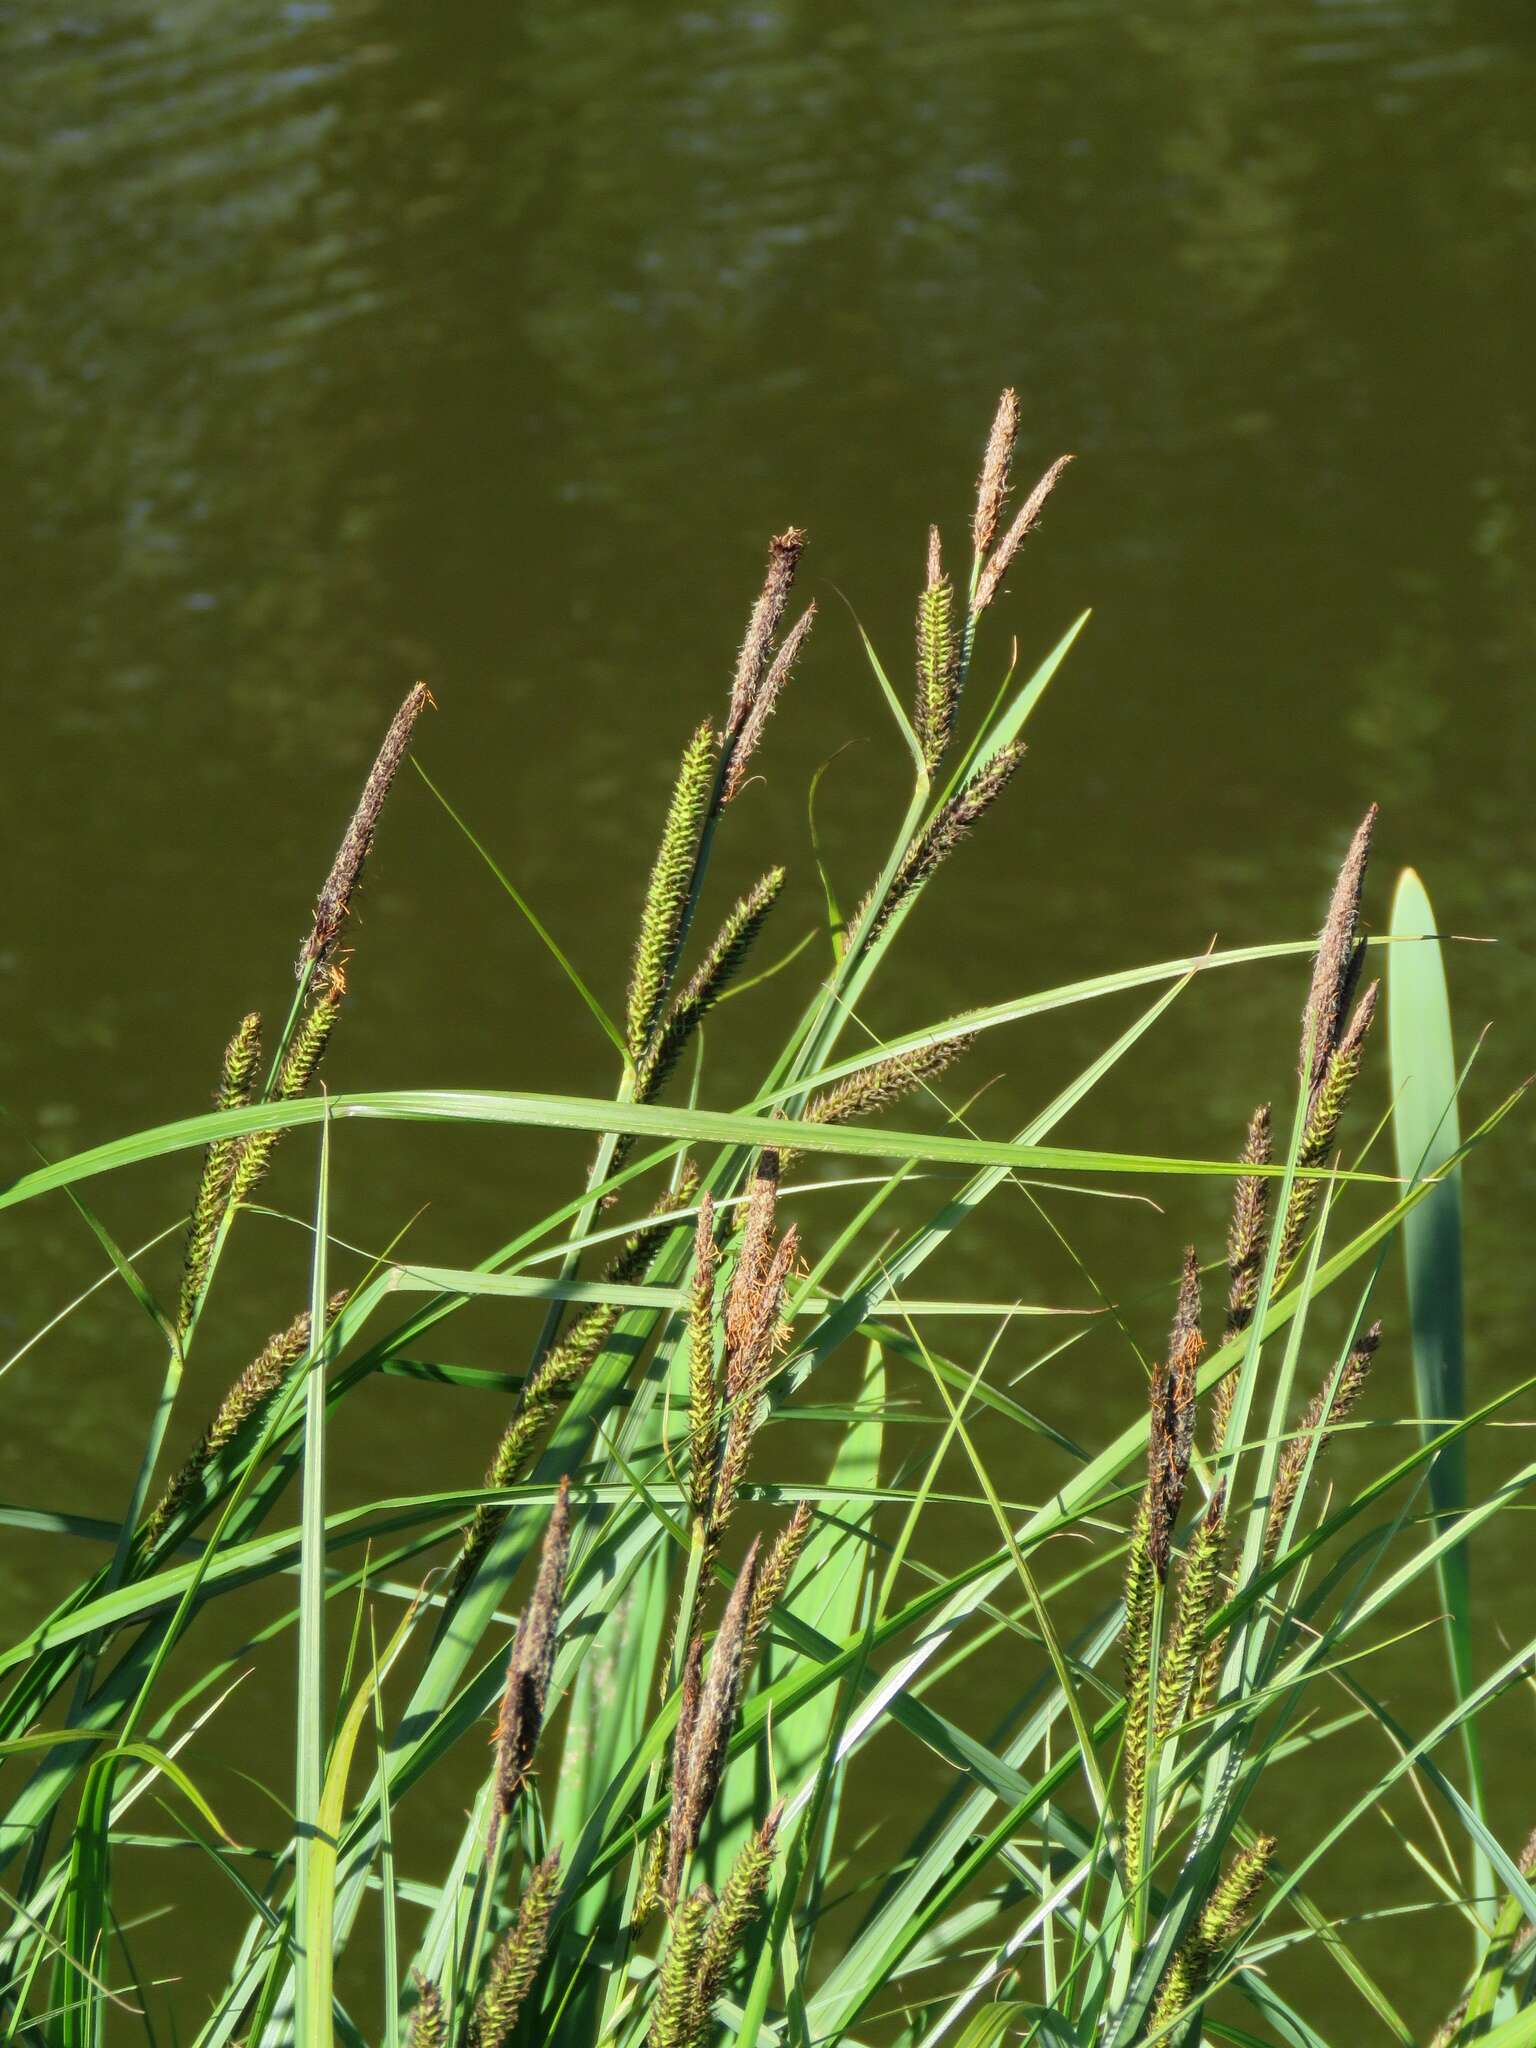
0,397 -> 1527,2047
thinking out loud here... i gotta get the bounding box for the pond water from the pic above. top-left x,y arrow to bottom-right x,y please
2,1 -> 1533,2036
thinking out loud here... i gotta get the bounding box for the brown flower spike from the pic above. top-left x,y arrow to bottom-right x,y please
1299,803 -> 1377,1098
726,528 -> 806,741
973,388 -> 1021,560
300,681 -> 431,975
1148,1248 -> 1204,1581
492,1478 -> 572,1824
665,1541 -> 761,1904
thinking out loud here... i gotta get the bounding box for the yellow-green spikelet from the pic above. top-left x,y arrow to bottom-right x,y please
627,721 -> 718,1060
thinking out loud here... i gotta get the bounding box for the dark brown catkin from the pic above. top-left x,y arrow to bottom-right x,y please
667,1542 -> 761,1901
688,1197 -> 721,1517
660,1633 -> 707,1908
300,681 -> 431,974
973,389 -> 1020,561
709,1227 -> 797,1544
721,604 -> 816,803
491,1478 -> 571,1825
1148,1249 -> 1204,1581
1299,804 -> 1377,1098
973,455 -> 1073,614
726,528 -> 806,741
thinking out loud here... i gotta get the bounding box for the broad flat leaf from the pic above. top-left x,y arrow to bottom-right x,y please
1387,867 -> 1487,1901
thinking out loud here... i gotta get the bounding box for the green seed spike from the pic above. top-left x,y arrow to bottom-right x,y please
637,866 -> 785,1101
145,1294 -> 347,1544
220,967 -> 348,1212
627,720 -> 719,1060
1264,1323 -> 1381,1563
453,1307 -> 616,1591
647,1885 -> 714,2048
633,1829 -> 667,1927
1223,1103 -> 1272,1347
697,1809 -> 781,2015
795,1033 -> 977,1156
276,965 -> 347,1102
1155,1483 -> 1226,1740
1277,979 -> 1380,1279
743,1503 -> 813,1665
404,1971 -> 445,2048
1150,1834 -> 1276,2029
1148,1248 -> 1204,1582
175,1010 -> 263,1335
471,1848 -> 561,2048
863,741 -> 1024,940
1120,1493 -> 1155,1896
1200,1833 -> 1276,1950
913,528 -> 960,772
455,1176 -> 696,1590
1211,1103 -> 1272,1456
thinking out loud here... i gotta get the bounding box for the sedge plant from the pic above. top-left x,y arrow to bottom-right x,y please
0,396 -> 1528,2048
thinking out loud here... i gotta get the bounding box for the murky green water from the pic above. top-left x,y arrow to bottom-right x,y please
3,1 -> 1533,2034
